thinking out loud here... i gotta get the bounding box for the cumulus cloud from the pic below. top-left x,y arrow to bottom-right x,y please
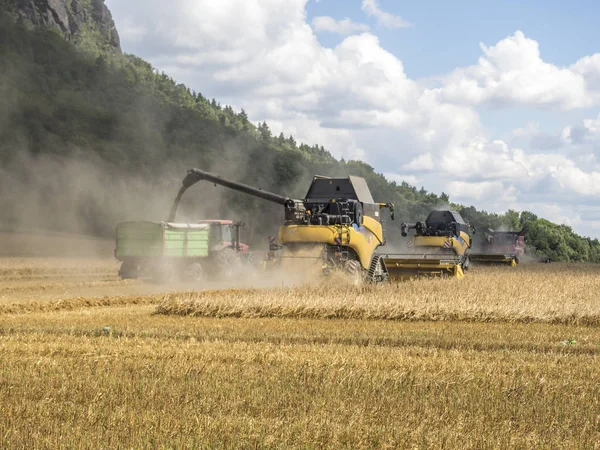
105,0 -> 600,237
361,0 -> 413,29
312,16 -> 369,35
436,31 -> 600,110
446,180 -> 516,203
403,153 -> 434,172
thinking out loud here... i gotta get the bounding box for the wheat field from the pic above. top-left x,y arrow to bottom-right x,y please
1,259 -> 599,448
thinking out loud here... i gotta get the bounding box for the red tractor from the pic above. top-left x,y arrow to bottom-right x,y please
198,220 -> 250,254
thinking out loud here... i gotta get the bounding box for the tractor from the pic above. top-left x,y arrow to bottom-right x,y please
115,216 -> 249,283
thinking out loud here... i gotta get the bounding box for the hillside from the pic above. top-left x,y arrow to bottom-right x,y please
0,4 -> 598,261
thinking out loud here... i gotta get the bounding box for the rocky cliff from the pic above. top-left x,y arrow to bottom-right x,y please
8,0 -> 120,52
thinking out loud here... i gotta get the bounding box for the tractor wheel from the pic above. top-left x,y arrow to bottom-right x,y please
343,260 -> 363,285
216,248 -> 241,280
183,262 -> 205,283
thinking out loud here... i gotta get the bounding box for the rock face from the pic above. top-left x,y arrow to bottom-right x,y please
13,0 -> 121,52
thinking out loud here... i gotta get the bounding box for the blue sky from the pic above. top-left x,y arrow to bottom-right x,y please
307,0 -> 600,137
106,0 -> 600,238
308,0 -> 600,77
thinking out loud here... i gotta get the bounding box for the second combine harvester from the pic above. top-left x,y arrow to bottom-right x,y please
174,168 -> 471,283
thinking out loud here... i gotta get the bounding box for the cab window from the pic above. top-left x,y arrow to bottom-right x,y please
209,224 -> 222,242
221,225 -> 232,243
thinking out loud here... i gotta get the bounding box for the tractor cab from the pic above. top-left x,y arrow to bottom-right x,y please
197,220 -> 249,253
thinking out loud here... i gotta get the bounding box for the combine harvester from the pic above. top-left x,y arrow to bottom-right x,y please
470,230 -> 525,266
174,168 -> 395,283
173,168 -> 471,283
378,211 -> 472,281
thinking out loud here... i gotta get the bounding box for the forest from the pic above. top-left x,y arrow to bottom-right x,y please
1,11 -> 598,262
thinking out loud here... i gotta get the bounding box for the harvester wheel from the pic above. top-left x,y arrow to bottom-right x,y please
216,248 -> 241,280
343,260 -> 363,285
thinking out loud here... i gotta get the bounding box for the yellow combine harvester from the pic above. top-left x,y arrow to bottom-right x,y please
377,211 -> 472,281
173,168 -> 395,283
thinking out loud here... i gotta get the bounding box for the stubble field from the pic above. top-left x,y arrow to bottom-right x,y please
1,257 -> 599,448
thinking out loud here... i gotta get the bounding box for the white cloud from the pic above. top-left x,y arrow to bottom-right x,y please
437,31 -> 600,110
446,180 -> 516,203
572,54 -> 600,91
312,16 -> 369,35
105,0 -> 600,237
403,153 -> 434,172
512,121 -> 539,138
361,0 -> 413,29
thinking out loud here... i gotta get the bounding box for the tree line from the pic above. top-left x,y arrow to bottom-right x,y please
0,12 -> 598,261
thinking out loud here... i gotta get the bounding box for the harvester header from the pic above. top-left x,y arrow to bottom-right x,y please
384,210 -> 473,280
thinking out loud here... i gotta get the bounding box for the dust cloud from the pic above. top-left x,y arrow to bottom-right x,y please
0,148 -> 290,258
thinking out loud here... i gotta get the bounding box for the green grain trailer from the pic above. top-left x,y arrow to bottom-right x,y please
115,221 -> 244,282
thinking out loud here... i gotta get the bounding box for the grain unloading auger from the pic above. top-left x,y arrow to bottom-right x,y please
377,211 -> 473,281
174,168 -> 396,282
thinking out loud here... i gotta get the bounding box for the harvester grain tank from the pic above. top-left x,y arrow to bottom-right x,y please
377,210 -> 472,281
176,168 -> 395,281
470,230 -> 525,266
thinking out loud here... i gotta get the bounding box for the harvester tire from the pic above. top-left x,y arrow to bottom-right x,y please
216,248 -> 241,279
343,260 -> 363,285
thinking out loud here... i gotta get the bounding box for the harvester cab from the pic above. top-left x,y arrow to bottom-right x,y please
173,168 -> 395,281
400,210 -> 471,251
470,230 -> 525,266
375,210 -> 472,281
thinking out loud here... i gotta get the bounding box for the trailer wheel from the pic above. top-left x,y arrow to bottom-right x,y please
183,262 -> 205,282
216,248 -> 241,279
152,263 -> 180,284
118,261 -> 139,279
